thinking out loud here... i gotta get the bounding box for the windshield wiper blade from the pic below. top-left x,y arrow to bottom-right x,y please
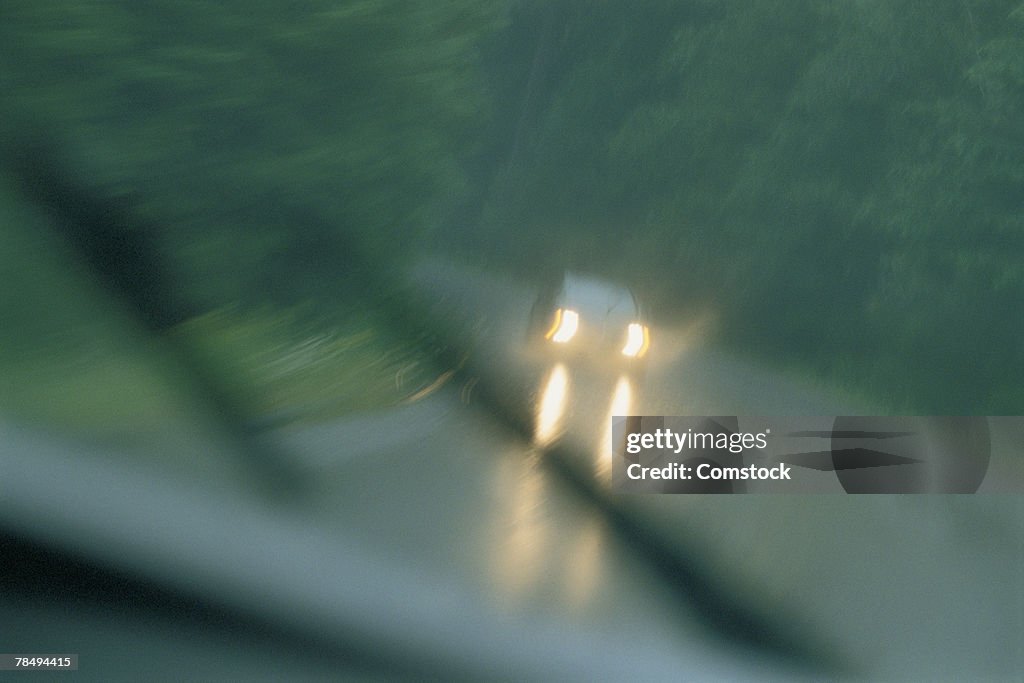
8,138 -> 306,499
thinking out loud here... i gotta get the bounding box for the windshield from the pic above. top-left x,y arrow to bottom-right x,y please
557,274 -> 639,320
1,2 -> 1022,680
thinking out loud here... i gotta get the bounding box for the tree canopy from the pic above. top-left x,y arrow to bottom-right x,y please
2,0 -> 1021,412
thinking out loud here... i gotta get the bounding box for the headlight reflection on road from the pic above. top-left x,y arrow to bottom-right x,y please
488,451 -> 548,605
487,452 -> 607,613
563,517 -> 605,610
534,363 -> 570,446
598,375 -> 633,483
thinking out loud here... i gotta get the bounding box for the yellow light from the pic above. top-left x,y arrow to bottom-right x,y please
534,364 -> 570,446
543,309 -> 562,339
598,376 -> 633,483
546,308 -> 579,343
621,323 -> 649,357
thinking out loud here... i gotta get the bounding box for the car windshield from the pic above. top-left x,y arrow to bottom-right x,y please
558,274 -> 639,320
1,2 -> 1022,680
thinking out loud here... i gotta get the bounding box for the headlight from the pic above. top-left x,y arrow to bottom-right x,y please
545,308 -> 579,343
621,323 -> 649,358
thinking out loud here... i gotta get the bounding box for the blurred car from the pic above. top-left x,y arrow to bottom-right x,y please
528,272 -> 650,372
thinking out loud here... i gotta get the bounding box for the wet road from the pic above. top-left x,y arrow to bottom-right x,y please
408,257 -> 1024,680
0,348 -> 813,678
1,258 -> 1022,680
1,392 -> 804,681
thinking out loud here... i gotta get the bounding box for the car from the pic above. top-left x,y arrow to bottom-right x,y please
527,271 -> 650,372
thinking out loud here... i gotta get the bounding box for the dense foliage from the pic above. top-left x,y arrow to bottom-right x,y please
1,0 -> 1021,412
1,0 -> 503,305
472,0 -> 1024,412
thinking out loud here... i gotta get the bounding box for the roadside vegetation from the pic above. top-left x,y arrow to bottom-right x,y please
1,0 -> 1021,426
466,1 -> 1024,414
0,1 -> 489,435
0,184 -> 436,438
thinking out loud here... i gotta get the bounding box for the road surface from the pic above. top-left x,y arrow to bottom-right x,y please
407,257 -> 1024,680
1,257 -> 1021,680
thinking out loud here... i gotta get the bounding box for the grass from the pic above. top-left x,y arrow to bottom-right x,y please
0,301 -> 440,441
0,180 -> 439,441
171,306 -> 437,424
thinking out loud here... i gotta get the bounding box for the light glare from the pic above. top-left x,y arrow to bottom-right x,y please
534,363 -> 570,446
622,323 -> 649,357
549,309 -> 579,343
